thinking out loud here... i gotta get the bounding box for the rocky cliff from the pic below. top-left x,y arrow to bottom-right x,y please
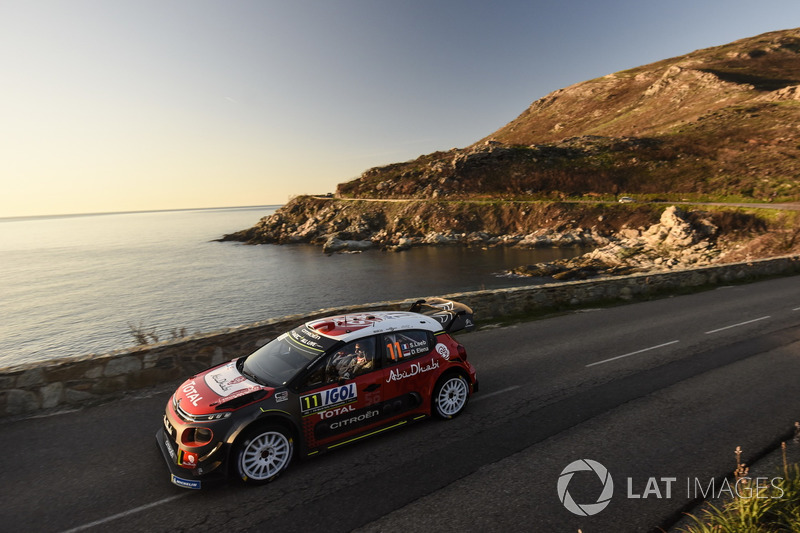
220,196 -> 793,282
220,196 -> 665,252
510,206 -> 762,280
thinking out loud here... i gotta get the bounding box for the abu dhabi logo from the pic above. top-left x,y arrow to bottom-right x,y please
557,459 -> 614,516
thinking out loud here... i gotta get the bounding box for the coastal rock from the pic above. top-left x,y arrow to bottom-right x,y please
511,206 -> 722,279
423,232 -> 459,245
322,237 -> 374,254
223,197 -> 771,279
517,228 -> 599,248
221,196 -> 672,252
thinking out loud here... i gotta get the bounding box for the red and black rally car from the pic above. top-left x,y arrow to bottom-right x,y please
156,298 -> 478,489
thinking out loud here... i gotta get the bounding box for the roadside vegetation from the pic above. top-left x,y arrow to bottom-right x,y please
678,428 -> 800,532
127,321 -> 188,345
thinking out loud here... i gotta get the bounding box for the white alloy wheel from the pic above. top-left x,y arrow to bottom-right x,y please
434,375 -> 469,419
237,427 -> 293,483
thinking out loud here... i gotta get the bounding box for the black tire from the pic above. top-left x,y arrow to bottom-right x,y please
432,374 -> 470,419
233,425 -> 294,485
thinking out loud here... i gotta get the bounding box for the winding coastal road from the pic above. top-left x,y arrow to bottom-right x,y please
317,195 -> 800,211
2,276 -> 800,532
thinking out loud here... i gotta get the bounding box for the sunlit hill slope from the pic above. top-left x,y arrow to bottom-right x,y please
337,28 -> 800,202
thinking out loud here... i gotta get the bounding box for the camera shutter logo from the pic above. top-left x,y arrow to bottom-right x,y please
557,459 -> 614,516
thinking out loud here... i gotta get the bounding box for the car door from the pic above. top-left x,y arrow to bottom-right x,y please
297,336 -> 386,449
379,329 -> 439,418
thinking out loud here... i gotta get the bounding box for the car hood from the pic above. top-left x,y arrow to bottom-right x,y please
174,360 -> 270,414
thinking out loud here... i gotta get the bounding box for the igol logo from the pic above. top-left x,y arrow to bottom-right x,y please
557,459 -> 614,516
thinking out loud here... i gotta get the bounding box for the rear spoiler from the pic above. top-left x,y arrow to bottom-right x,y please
409,298 -> 475,333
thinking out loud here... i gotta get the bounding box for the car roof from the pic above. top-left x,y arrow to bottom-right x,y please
305,311 -> 444,343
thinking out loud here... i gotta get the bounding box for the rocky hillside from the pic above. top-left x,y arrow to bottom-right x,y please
510,206 -> 774,280
224,29 -> 800,280
338,28 -> 800,202
220,194 -> 788,255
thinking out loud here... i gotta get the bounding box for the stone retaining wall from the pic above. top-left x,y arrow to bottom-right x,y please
2,254 -> 798,419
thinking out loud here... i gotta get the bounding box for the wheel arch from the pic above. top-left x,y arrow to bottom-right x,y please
430,367 -> 470,395
225,411 -> 300,466
431,369 -> 472,420
226,411 -> 300,484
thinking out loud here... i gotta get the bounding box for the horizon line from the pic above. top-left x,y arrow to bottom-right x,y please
0,204 -> 283,223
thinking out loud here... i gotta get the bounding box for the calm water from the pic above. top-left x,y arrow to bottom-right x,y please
0,206 -> 585,368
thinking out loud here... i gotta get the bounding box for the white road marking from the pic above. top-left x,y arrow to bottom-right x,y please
793,307 -> 800,311
586,340 -> 680,368
704,316 -> 771,334
471,385 -> 520,402
59,493 -> 189,533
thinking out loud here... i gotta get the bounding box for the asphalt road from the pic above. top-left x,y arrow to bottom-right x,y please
2,276 -> 800,533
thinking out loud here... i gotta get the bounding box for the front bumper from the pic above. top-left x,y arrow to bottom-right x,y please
155,428 -> 227,489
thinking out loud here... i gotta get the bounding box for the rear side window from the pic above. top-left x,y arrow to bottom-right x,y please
383,330 -> 433,364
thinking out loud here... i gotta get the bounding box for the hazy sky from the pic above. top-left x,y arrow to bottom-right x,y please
2,1 -> 798,217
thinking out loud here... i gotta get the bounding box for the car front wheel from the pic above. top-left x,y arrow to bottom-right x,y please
234,425 -> 294,484
433,374 -> 470,419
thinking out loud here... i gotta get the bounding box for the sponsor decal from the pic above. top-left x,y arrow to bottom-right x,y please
212,373 -> 246,392
291,328 -> 328,351
181,380 -> 204,407
179,450 -> 199,467
163,435 -> 177,461
317,404 -> 355,419
314,406 -> 381,440
274,390 -> 289,402
313,395 -> 422,441
328,409 -> 380,430
300,383 -> 357,416
205,362 -> 260,397
300,327 -> 322,340
216,387 -> 264,406
386,359 -> 439,382
435,343 -> 450,360
171,475 -> 201,490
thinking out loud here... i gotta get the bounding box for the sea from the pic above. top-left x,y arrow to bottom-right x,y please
0,206 -> 587,368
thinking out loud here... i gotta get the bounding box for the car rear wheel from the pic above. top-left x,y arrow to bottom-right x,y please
234,425 -> 294,484
433,374 -> 469,419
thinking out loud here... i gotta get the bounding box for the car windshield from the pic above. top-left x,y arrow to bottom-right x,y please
243,326 -> 338,386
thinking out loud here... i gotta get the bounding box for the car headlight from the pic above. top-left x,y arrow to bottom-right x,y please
195,412 -> 232,421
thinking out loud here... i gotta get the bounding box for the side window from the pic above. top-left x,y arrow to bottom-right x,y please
383,330 -> 433,365
302,362 -> 326,389
303,337 -> 377,387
